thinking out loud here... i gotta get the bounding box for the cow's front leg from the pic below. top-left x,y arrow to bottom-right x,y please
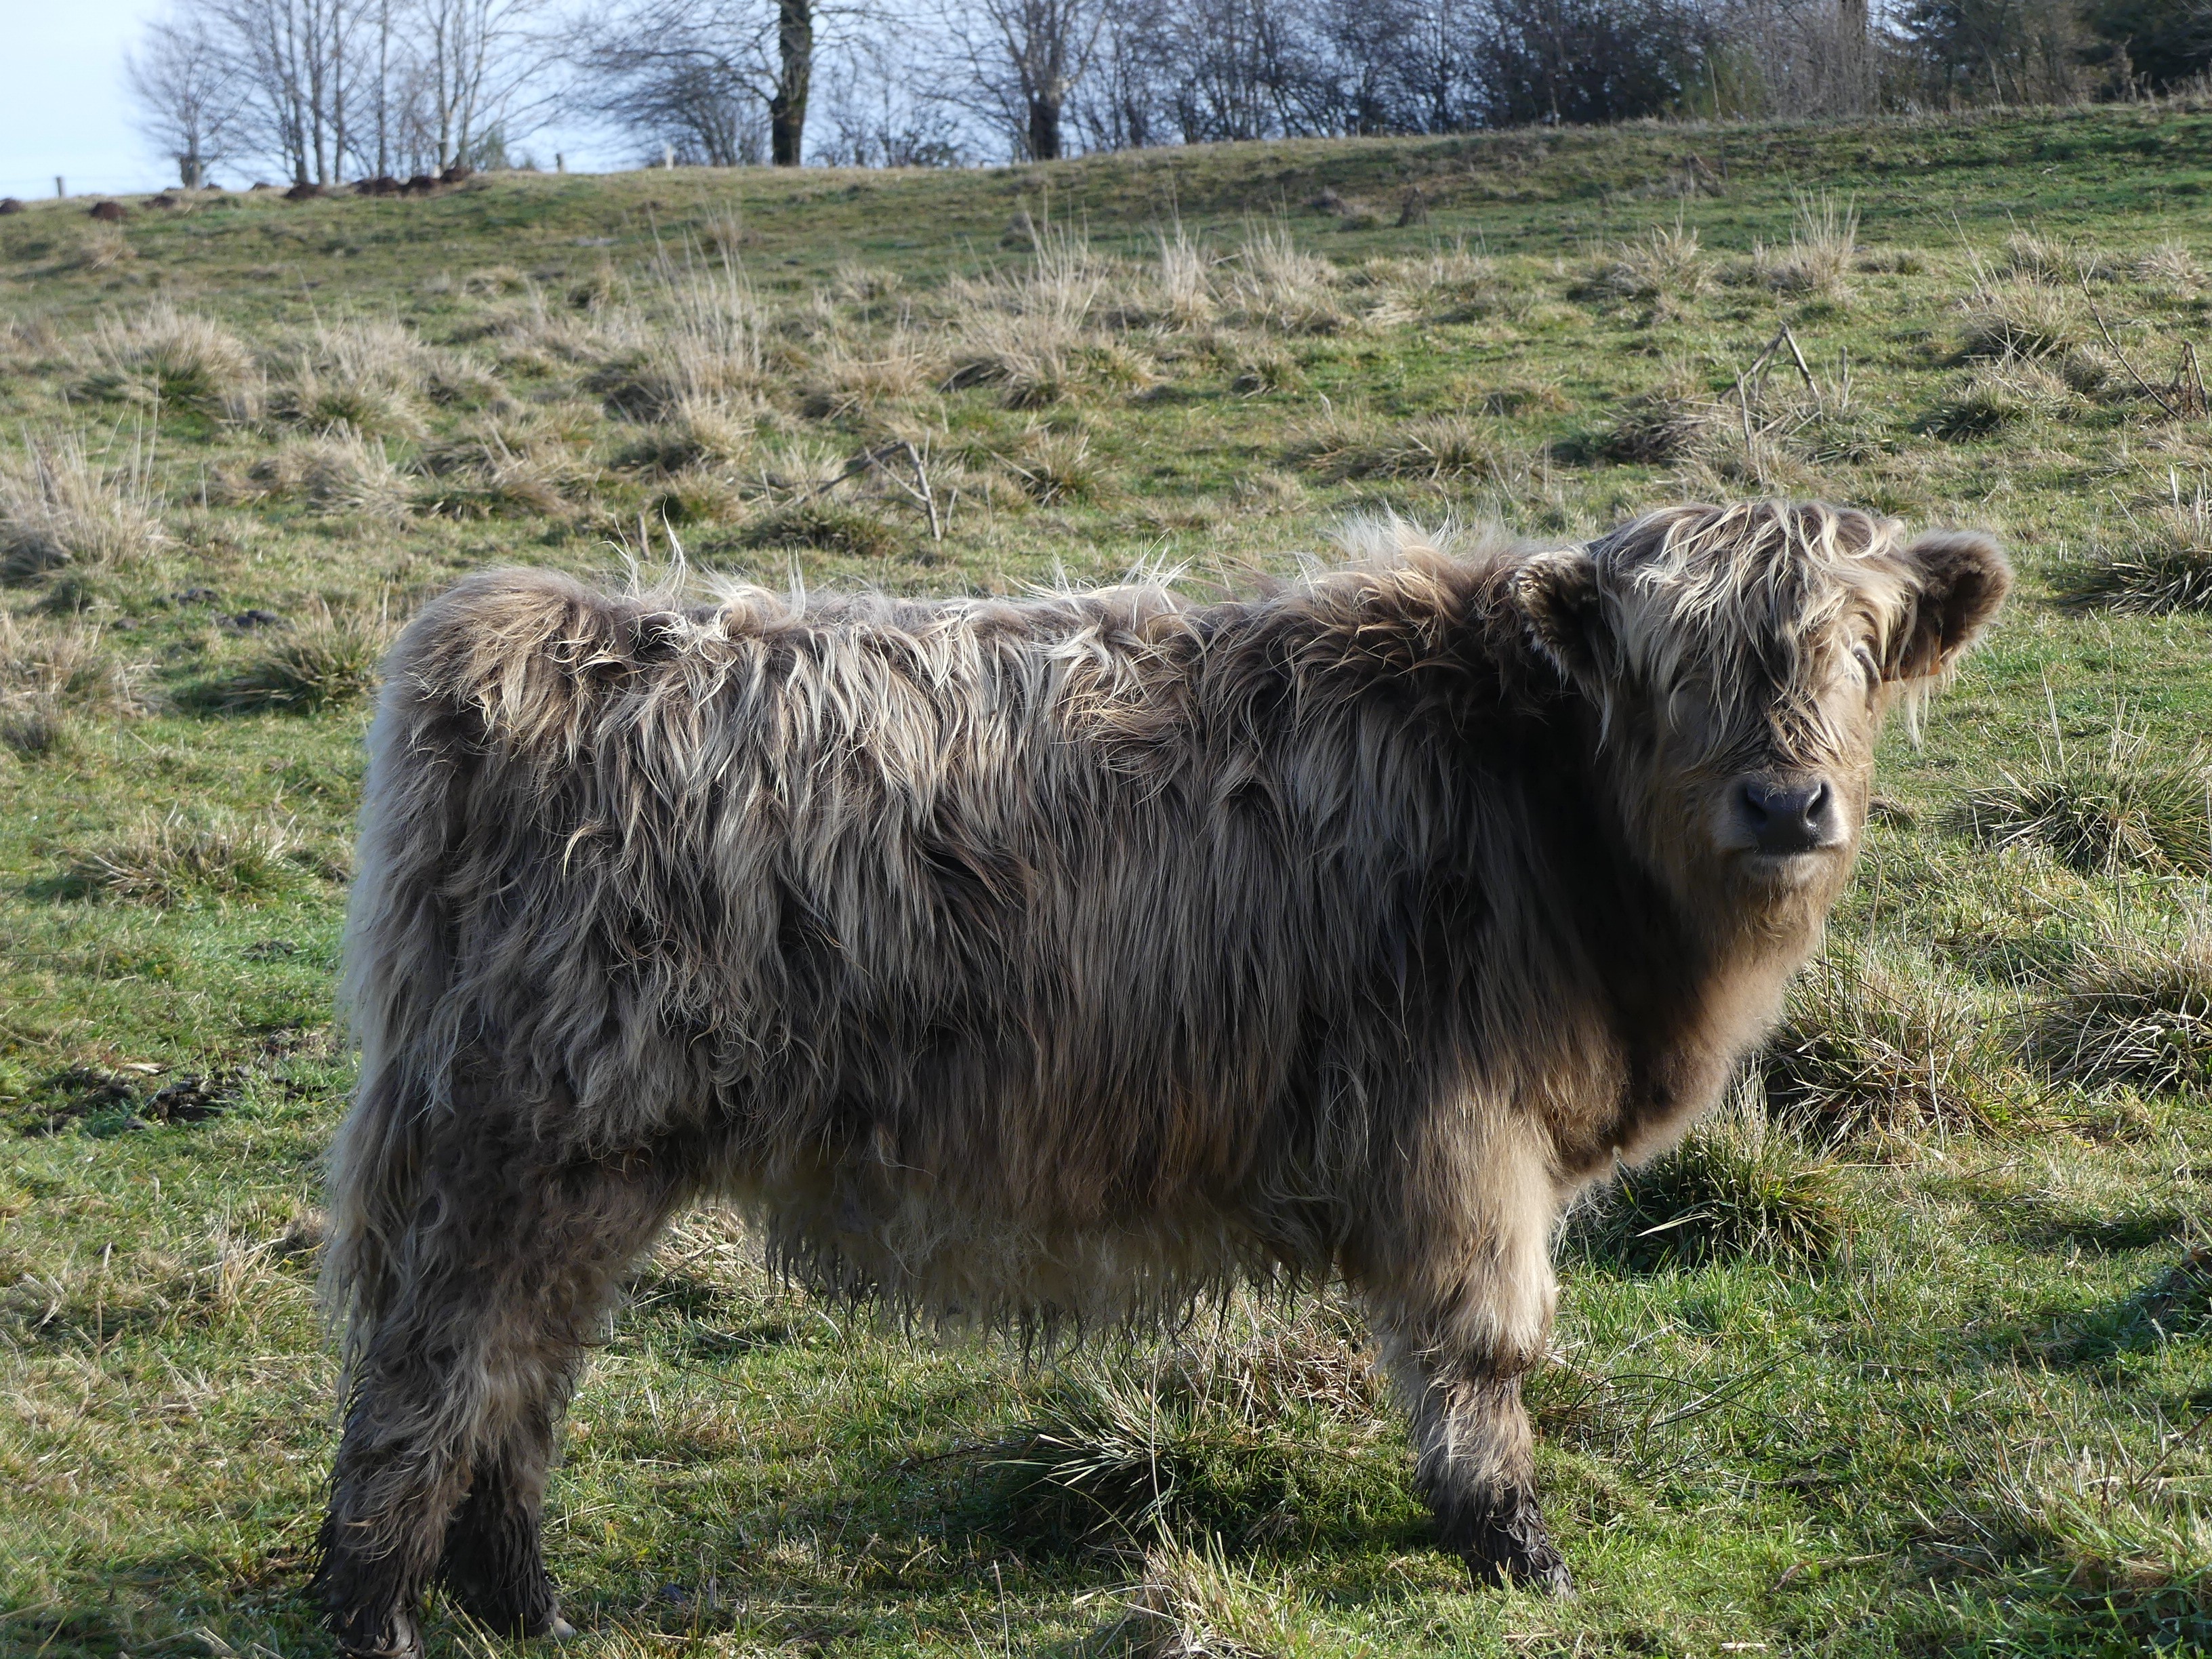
1386,1351 -> 1568,1589
1351,1115 -> 1572,1591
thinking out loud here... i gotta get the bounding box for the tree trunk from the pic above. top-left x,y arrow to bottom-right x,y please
375,0 -> 390,177
769,0 -> 811,166
1027,92 -> 1061,160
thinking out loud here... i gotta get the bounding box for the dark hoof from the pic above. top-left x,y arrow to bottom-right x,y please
1454,1494 -> 1574,1593
1469,1539 -> 1574,1594
333,1614 -> 424,1659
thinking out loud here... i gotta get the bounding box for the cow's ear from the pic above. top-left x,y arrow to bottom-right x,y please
1892,530 -> 2011,680
1507,548 -> 1604,688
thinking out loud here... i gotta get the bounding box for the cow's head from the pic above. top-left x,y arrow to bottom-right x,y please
1509,501 -> 2009,935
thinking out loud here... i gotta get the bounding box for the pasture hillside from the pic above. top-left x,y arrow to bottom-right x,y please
5,100 -> 2212,1657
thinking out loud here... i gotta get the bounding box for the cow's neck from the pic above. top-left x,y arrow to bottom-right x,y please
1506,710 -> 1818,1179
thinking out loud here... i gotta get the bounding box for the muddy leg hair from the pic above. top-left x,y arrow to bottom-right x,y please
1389,1357 -> 1568,1589
435,1414 -> 564,1636
314,1101 -> 687,1656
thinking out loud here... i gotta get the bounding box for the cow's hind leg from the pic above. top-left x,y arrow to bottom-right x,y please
434,1412 -> 565,1637
1352,1118 -> 1571,1592
316,1122 -> 684,1655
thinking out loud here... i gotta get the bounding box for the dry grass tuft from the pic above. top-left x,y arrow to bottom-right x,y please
81,304 -> 257,417
2034,933 -> 2212,1093
1758,194 -> 1859,296
75,224 -> 134,272
460,265 -> 529,297
1220,338 -> 1299,396
1475,380 -> 1570,416
1959,279 -> 2085,361
801,327 -> 936,419
1285,413 -> 1375,479
1954,727 -> 2212,878
740,436 -> 852,495
1760,941 -> 2003,1136
1100,1540 -> 1341,1658
2134,243 -> 2203,290
590,247 -> 769,419
946,311 -> 1080,409
1300,413 -> 1515,484
300,429 -> 409,520
1005,427 -> 1105,504
219,427 -> 409,520
274,319 -> 445,438
205,602 -> 392,713
421,352 -> 507,410
619,398 -> 764,474
649,245 -> 770,403
62,811 -> 298,903
941,226 -> 1107,407
2053,344 -> 2129,402
1151,224 -> 1216,329
1599,371 -> 1729,464
1309,188 -> 1385,230
2064,486 -> 2212,614
1568,1089 -> 1843,1270
1927,360 -> 2079,438
830,261 -> 903,307
415,438 -> 583,521
1227,222 -> 1347,335
992,1299 -> 1383,1553
0,429 -> 166,581
649,467 -> 748,527
1597,220 -> 1711,300
483,289 -> 641,375
0,611 -> 147,754
739,501 -> 900,558
2003,232 -> 2100,286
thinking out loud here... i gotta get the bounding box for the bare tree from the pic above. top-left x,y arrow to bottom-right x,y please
1901,0 -> 2090,102
193,0 -> 361,184
1167,0 -> 1338,140
585,42 -> 766,165
815,34 -> 968,164
357,0 -> 400,176
127,9 -> 247,186
932,0 -> 1109,160
1694,0 -> 1887,116
1066,0 -> 1462,152
580,0 -> 847,165
1067,0 -> 1174,150
1467,0 -> 1713,125
769,0 -> 812,163
406,0 -> 556,169
1354,0 -> 1486,131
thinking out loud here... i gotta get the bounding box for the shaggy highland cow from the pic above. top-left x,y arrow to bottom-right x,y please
316,500 -> 2009,1655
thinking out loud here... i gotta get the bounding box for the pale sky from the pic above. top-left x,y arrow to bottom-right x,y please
0,0 -> 619,200
2,0 -> 173,198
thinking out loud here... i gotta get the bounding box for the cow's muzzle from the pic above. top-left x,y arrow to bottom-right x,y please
1729,777 -> 1841,856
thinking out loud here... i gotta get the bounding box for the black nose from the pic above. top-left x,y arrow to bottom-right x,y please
1737,779 -> 1833,854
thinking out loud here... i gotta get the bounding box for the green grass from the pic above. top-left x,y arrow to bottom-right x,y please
7,98 -> 2212,1657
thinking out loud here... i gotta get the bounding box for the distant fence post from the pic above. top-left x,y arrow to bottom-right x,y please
54,176 -> 64,199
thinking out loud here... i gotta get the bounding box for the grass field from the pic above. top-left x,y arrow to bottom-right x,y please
6,99 -> 2212,1658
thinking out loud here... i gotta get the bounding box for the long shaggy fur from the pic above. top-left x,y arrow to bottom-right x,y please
314,499 -> 2008,1650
